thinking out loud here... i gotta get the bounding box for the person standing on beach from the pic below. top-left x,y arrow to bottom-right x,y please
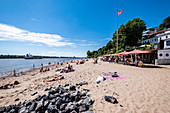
33,64 -> 35,69
13,69 -> 16,76
109,57 -> 111,63
40,64 -> 43,72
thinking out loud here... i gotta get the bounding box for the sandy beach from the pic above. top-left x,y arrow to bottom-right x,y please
0,59 -> 170,113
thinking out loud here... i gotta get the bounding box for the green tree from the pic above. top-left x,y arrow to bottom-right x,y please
159,16 -> 170,30
87,50 -> 92,58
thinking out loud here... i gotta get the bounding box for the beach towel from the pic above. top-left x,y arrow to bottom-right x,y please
102,72 -> 126,79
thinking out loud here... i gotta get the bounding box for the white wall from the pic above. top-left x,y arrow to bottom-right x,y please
158,50 -> 170,59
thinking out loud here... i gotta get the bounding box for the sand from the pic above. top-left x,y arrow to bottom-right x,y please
0,59 -> 170,113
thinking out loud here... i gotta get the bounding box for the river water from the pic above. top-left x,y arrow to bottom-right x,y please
0,58 -> 79,77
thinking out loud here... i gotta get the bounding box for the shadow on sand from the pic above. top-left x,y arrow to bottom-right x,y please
127,64 -> 163,68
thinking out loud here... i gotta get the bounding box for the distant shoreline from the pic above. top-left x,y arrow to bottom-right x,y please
0,55 -> 85,59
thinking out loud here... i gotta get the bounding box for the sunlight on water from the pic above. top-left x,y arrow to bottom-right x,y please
0,58 -> 78,77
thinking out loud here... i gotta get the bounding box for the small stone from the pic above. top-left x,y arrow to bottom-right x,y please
15,98 -> 19,101
83,89 -> 90,92
35,95 -> 42,101
64,83 -> 69,87
69,85 -> 76,91
104,96 -> 118,104
79,82 -> 88,86
31,92 -> 38,96
44,88 -> 49,91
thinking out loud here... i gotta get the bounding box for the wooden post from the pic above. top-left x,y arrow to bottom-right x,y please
116,10 -> 119,54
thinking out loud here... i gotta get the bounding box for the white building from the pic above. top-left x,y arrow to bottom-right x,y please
142,28 -> 170,48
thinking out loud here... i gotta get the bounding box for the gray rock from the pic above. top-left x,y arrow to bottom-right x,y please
35,95 -> 43,101
47,103 -> 58,113
64,83 -> 69,87
60,103 -> 67,110
44,88 -> 49,91
25,100 -> 33,107
81,97 -> 90,105
15,98 -> 19,101
0,107 -> 6,112
18,107 -> 26,113
28,102 -> 37,112
79,104 -> 87,112
9,109 -> 15,113
48,89 -> 57,95
55,97 -> 63,107
35,99 -> 44,111
48,94 -> 56,100
79,82 -> 88,86
104,96 -> 118,104
31,92 -> 38,96
44,100 -> 50,107
70,110 -> 77,113
69,85 -> 76,91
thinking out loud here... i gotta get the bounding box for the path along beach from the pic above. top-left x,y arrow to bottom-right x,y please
0,59 -> 170,113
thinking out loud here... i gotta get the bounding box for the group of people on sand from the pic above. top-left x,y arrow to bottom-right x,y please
0,81 -> 20,89
12,69 -> 23,77
103,55 -> 144,67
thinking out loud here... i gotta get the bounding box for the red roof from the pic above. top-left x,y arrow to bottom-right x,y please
148,28 -> 169,36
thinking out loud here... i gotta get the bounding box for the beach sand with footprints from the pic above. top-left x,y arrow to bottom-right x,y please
0,59 -> 170,113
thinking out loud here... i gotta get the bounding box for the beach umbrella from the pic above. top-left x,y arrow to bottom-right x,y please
128,50 -> 152,54
118,51 -> 130,55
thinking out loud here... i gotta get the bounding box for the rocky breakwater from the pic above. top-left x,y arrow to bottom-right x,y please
0,82 -> 94,113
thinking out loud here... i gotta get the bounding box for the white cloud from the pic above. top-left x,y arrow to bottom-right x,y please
74,39 -> 87,42
31,18 -> 38,21
99,38 -> 112,41
0,23 -> 74,47
79,43 -> 98,46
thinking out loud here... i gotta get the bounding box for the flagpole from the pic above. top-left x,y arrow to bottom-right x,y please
116,10 -> 118,54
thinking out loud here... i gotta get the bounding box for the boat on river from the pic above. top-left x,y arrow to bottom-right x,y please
25,53 -> 42,59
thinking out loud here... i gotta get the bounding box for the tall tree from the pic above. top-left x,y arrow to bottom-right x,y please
159,16 -> 170,30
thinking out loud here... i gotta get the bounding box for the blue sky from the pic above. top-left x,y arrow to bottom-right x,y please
0,0 -> 169,57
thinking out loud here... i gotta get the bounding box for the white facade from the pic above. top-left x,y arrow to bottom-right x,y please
158,50 -> 170,59
142,28 -> 170,45
142,27 -> 159,37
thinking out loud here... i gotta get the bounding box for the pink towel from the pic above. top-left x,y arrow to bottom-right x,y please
102,72 -> 126,79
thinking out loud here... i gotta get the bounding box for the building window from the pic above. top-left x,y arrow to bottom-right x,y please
155,39 -> 156,41
166,40 -> 170,46
166,53 -> 169,57
166,36 -> 168,38
159,53 -> 163,57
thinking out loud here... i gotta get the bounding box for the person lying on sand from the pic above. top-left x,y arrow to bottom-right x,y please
47,75 -> 64,82
0,81 -> 20,89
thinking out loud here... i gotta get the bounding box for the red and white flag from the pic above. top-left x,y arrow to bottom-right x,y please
118,10 -> 123,16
